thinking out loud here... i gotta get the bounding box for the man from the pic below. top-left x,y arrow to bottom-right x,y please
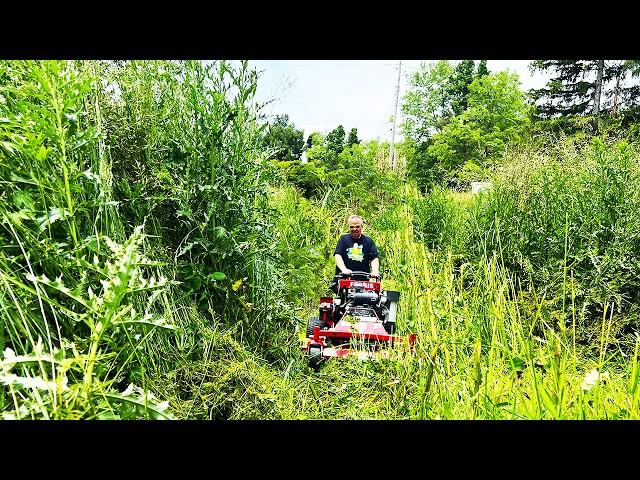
332,214 -> 380,292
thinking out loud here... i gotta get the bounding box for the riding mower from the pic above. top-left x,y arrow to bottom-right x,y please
302,271 -> 417,370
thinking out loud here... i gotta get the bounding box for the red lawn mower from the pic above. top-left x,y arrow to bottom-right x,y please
302,271 -> 417,370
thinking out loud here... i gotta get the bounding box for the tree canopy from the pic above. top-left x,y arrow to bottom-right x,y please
262,114 -> 305,160
347,127 -> 360,147
401,62 -> 530,190
325,125 -> 346,154
401,60 -> 455,143
427,71 -> 530,171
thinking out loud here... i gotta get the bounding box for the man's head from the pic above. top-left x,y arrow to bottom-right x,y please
347,215 -> 364,239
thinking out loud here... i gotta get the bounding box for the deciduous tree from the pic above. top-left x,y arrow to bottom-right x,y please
262,114 -> 304,160
401,60 -> 455,143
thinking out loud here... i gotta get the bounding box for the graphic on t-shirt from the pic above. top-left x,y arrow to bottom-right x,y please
347,243 -> 364,262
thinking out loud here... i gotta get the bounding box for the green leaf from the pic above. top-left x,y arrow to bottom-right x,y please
37,207 -> 71,232
208,272 -> 226,281
102,392 -> 173,420
212,226 -> 228,238
97,411 -> 121,420
0,141 -> 17,155
9,173 -> 39,186
12,191 -> 35,210
509,356 -> 526,372
114,314 -> 177,331
0,373 -> 62,391
189,275 -> 202,291
176,241 -> 196,259
539,388 -> 559,419
35,145 -> 48,161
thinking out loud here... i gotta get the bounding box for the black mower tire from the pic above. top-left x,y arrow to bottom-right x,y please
384,322 -> 396,335
308,345 -> 323,370
306,316 -> 321,338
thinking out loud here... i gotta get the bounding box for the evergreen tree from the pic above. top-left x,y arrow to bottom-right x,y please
325,125 -> 346,154
347,127 -> 360,147
476,60 -> 489,78
614,61 -> 640,117
592,60 -> 605,132
528,60 -> 620,118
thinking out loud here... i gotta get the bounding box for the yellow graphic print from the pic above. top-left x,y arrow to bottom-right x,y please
347,243 -> 364,262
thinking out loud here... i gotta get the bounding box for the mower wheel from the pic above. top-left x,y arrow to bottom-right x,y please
384,322 -> 396,335
308,345 -> 323,370
306,316 -> 321,337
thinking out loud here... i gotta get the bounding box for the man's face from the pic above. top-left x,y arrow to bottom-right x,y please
349,220 -> 363,239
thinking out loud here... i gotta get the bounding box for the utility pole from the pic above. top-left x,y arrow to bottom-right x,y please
389,60 -> 402,170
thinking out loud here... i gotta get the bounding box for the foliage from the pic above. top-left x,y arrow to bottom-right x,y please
262,113 -> 305,161
0,61 -> 177,418
306,131 -> 324,149
402,64 -> 531,192
529,60 -> 640,119
467,137 -> 640,322
401,60 -> 455,143
97,60 -> 297,358
269,186 -> 335,306
423,71 -> 531,188
5,59 -> 640,421
411,186 -> 467,252
274,159 -> 327,198
325,125 -> 346,154
476,60 -> 489,78
447,60 -> 476,116
347,127 -> 360,147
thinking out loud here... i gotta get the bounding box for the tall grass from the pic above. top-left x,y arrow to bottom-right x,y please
3,60 -> 639,419
362,184 -> 640,419
210,137 -> 640,419
0,61 -> 175,418
97,61 -> 296,359
243,178 -> 640,420
0,59 -> 292,418
467,137 -> 640,337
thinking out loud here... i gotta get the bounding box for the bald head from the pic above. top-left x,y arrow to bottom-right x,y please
347,215 -> 364,239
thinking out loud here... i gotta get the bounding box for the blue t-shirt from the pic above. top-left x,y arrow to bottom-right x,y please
334,233 -> 379,275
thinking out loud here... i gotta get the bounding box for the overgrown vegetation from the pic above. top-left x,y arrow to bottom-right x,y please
2,59 -> 640,420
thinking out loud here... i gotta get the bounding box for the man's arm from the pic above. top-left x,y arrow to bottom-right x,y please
370,257 -> 380,278
335,254 -> 352,275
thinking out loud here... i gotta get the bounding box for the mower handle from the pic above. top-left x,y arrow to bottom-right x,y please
336,271 -> 381,281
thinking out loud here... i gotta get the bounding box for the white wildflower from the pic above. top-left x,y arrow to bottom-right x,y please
581,369 -> 601,391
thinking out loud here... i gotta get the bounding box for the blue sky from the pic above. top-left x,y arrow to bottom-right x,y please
249,60 -> 549,142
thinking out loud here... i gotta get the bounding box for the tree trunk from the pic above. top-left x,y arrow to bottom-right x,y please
592,59 -> 604,133
612,73 -> 620,117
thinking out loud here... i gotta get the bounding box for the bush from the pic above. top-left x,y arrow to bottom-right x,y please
467,137 -> 640,318
411,186 -> 467,252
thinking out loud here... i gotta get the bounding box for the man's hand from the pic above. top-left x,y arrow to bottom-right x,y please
342,268 -> 353,275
